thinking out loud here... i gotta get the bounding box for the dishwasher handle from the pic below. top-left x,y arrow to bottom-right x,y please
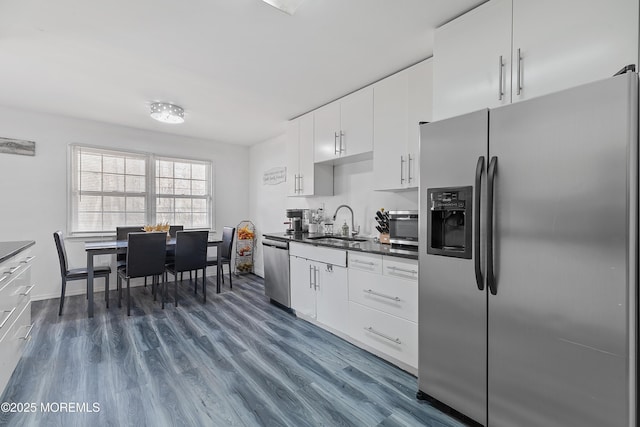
262,239 -> 289,250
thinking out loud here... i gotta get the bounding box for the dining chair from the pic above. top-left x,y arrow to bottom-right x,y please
117,232 -> 167,315
165,230 -> 209,306
207,226 -> 235,289
54,230 -> 112,316
115,226 -> 143,268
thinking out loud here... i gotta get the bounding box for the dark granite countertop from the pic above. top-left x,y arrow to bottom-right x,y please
263,232 -> 418,260
0,241 -> 35,264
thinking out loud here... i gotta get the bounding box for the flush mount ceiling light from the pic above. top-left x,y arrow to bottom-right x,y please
261,0 -> 306,15
150,102 -> 184,124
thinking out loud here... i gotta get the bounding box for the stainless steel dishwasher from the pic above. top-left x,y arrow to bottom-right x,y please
262,238 -> 290,307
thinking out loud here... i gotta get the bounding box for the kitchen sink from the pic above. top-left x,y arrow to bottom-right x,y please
306,235 -> 367,242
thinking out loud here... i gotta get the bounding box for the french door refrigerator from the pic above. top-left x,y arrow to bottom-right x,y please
418,71 -> 638,427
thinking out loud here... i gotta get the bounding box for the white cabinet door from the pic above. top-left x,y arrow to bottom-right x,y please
297,112 -> 316,196
406,58 -> 433,188
315,262 -> 349,335
290,256 -> 316,319
373,68 -> 408,190
339,86 -> 373,158
433,0 -> 512,120
286,119 -> 300,196
511,0 -> 638,103
314,101 -> 341,163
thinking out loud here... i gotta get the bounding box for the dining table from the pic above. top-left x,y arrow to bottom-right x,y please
84,237 -> 223,318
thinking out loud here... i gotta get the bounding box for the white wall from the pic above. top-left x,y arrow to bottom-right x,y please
0,105 -> 250,301
249,135 -> 418,277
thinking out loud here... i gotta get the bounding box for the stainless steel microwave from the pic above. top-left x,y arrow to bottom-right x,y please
388,210 -> 418,247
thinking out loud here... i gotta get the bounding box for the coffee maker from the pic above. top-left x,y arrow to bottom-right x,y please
285,209 -> 309,235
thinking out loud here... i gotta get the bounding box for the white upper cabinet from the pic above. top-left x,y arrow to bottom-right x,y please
433,0 -> 512,120
314,87 -> 374,163
374,59 -> 433,190
510,0 -> 638,103
433,0 -> 639,120
287,112 -> 333,197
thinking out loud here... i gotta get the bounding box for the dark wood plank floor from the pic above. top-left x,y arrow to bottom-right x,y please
0,274 -> 468,427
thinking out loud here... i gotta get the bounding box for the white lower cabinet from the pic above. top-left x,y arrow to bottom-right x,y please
0,246 -> 35,395
290,243 -> 418,372
348,251 -> 418,370
348,301 -> 418,369
290,243 -> 349,336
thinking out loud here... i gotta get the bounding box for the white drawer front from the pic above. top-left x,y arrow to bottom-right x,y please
290,242 -> 347,267
348,268 -> 417,322
0,302 -> 32,393
382,256 -> 418,282
0,263 -> 33,314
349,301 -> 417,368
348,251 -> 382,274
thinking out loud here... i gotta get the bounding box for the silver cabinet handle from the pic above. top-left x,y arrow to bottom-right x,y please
339,131 -> 345,154
298,175 -> 303,193
19,324 -> 35,340
498,55 -> 504,100
516,48 -> 522,95
388,266 -> 418,275
0,275 -> 10,285
19,285 -> 35,296
314,266 -> 319,290
20,256 -> 35,264
400,156 -> 406,184
364,326 -> 401,344
408,154 -> 413,184
363,289 -> 400,302
334,132 -> 339,155
352,259 -> 375,266
0,307 -> 16,329
7,266 -> 20,275
309,264 -> 314,288
294,174 -> 298,193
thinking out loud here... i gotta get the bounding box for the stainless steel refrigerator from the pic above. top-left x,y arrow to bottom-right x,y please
418,72 -> 638,427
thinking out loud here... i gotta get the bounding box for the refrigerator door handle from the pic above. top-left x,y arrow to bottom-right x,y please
474,156 -> 485,290
487,156 -> 498,295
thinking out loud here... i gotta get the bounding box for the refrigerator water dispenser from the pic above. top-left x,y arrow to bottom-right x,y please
426,186 -> 472,259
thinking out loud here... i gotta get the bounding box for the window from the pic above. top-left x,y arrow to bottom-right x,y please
69,145 -> 213,235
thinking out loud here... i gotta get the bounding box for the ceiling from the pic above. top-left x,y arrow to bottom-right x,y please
0,0 -> 484,146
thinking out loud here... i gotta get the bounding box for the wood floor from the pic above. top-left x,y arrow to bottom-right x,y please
0,274 -> 468,427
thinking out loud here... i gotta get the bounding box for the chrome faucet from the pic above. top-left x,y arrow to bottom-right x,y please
332,204 -> 360,237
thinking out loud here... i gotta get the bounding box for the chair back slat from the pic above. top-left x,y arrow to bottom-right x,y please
53,230 -> 69,276
174,230 -> 208,272
126,232 -> 167,278
220,227 -> 235,259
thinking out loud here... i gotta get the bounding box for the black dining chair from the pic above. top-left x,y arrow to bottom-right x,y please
117,232 -> 167,316
165,230 -> 209,306
54,230 -> 112,316
116,226 -> 143,268
207,226 -> 235,289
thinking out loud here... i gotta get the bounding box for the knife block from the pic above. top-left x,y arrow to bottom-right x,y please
379,233 -> 390,244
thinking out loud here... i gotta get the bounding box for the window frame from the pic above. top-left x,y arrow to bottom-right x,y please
67,144 -> 215,238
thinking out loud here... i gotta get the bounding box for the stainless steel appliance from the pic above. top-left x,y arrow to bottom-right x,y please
262,237 -> 291,307
285,209 -> 309,235
418,72 -> 637,427
388,210 -> 418,248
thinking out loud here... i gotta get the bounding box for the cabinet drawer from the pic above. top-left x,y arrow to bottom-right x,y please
0,302 -> 32,393
348,268 -> 417,322
289,242 -> 347,267
348,251 -> 382,274
349,301 -> 417,368
382,256 -> 418,281
0,262 -> 33,314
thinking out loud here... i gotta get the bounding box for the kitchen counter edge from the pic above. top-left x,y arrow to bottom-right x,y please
263,233 -> 418,260
0,241 -> 36,264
